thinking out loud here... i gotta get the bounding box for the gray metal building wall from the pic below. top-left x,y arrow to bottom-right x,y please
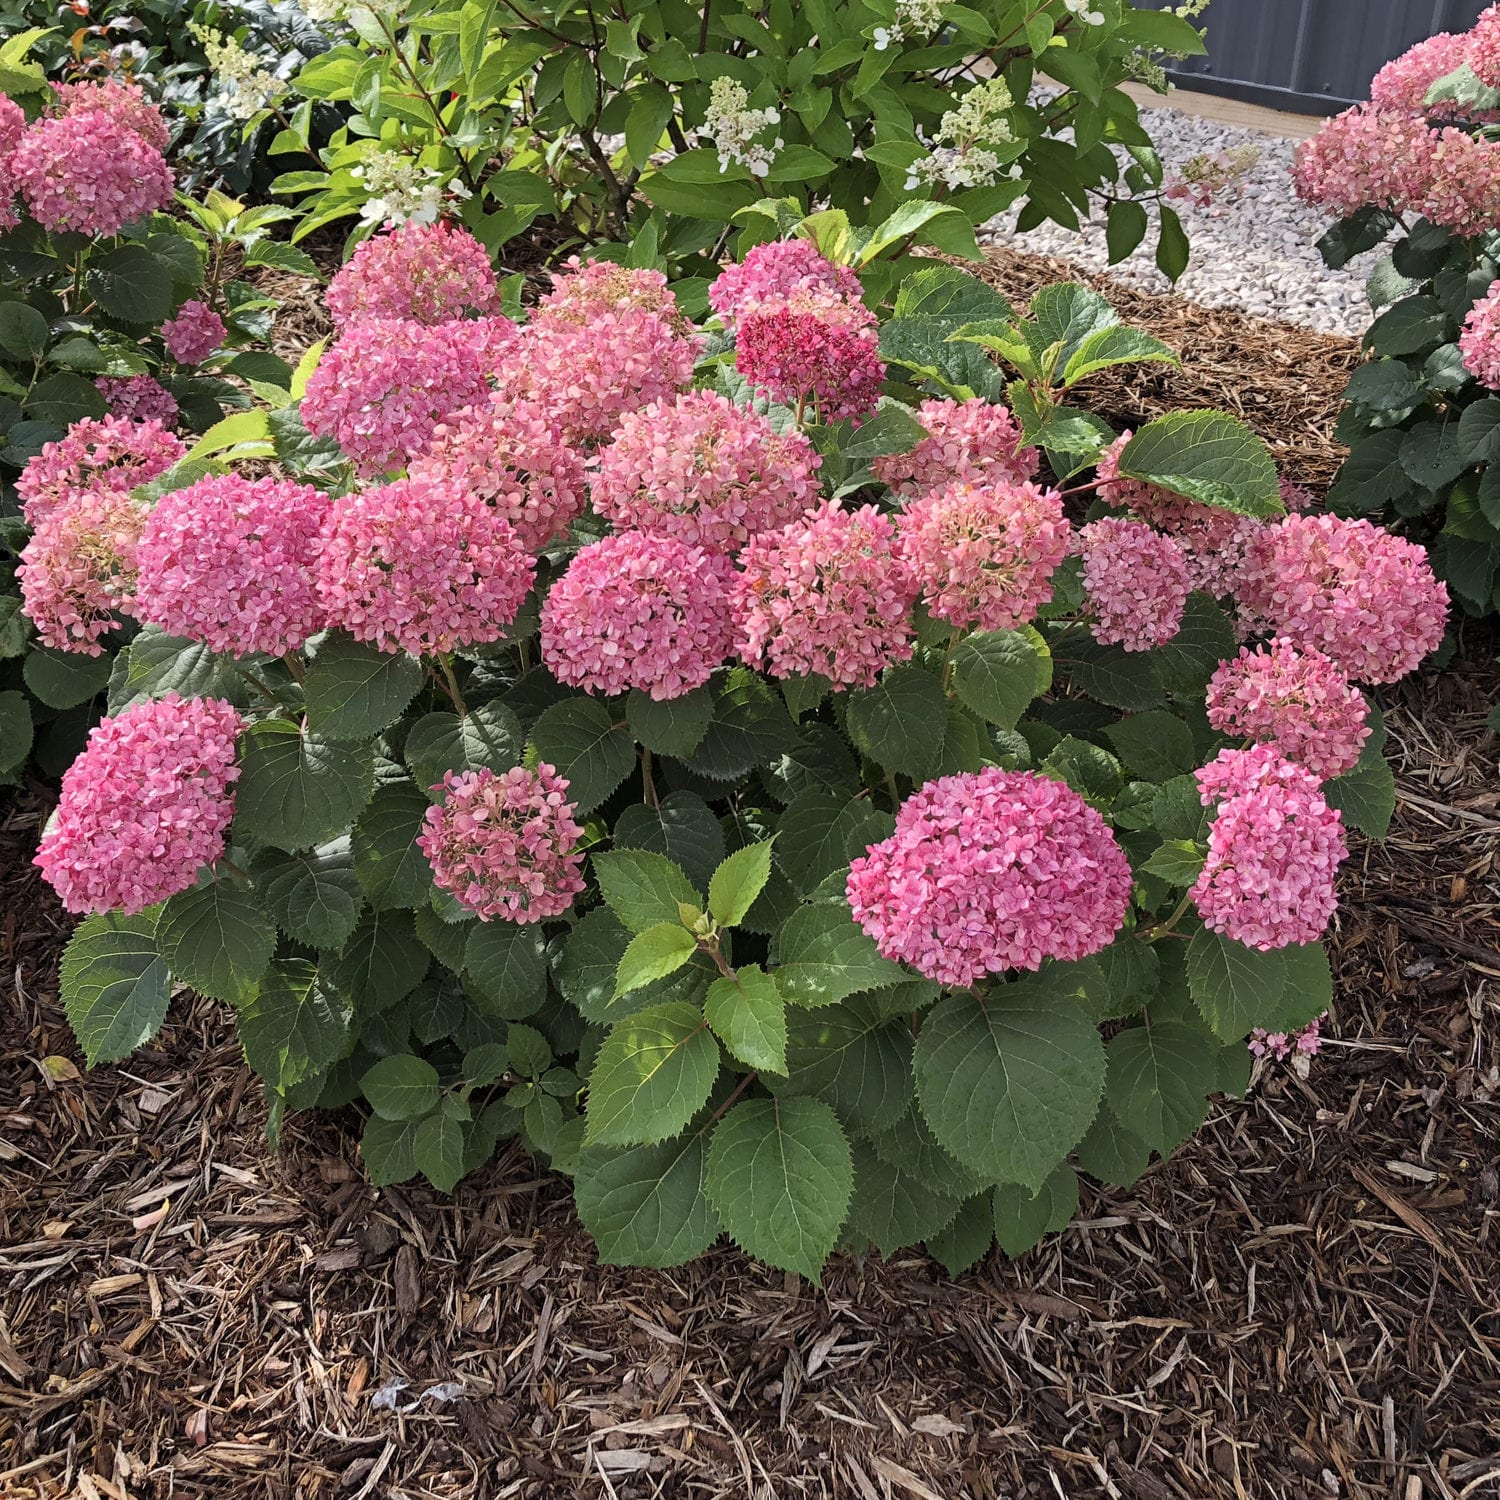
1139,0 -> 1491,113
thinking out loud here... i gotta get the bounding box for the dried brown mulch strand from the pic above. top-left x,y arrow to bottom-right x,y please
970,247 -> 1363,494
3,265 -> 1498,1498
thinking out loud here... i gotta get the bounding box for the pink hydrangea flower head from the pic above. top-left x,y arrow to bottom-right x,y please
17,488 -> 147,652
1236,513 -> 1448,684
411,393 -> 587,552
16,416 -> 185,525
316,475 -> 535,656
1279,475 -> 1316,513
1250,1014 -> 1325,1061
35,694 -> 243,915
0,94 -> 24,159
535,255 -> 682,326
50,77 -> 170,151
896,479 -> 1071,632
300,318 -> 494,478
872,397 -> 1039,497
1079,516 -> 1192,651
1460,282 -> 1500,388
1292,105 -> 1433,218
847,767 -> 1133,987
1408,124 -> 1500,233
1190,748 -> 1347,951
733,501 -> 918,689
417,764 -> 586,923
12,110 -> 173,235
161,300 -> 226,365
591,389 -> 824,554
95,375 -> 179,428
1206,638 -> 1370,781
1470,6 -> 1500,88
708,240 -> 864,327
540,531 -> 736,701
327,220 -> 500,330
736,306 -> 886,423
135,474 -> 331,657
495,310 -> 698,444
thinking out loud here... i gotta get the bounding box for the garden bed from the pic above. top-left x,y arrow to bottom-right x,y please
1,247 -> 1496,1493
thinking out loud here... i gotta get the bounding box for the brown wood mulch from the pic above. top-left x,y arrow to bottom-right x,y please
2,258 -> 1497,1500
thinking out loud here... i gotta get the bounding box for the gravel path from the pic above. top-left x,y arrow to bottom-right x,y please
981,103 -> 1374,336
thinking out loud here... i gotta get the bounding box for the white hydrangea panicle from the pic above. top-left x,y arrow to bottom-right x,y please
189,23 -> 288,120
700,75 -> 783,177
905,77 -> 1020,191
352,151 -> 471,226
1062,0 -> 1106,24
872,0 -> 947,50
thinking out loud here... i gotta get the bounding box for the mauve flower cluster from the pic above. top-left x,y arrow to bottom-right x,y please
95,375 -> 180,428
1470,5 -> 1500,88
846,768 -> 1133,987
418,764 -> 586,923
1460,282 -> 1500,387
161,300 -> 226,366
1238,514 -> 1448,684
327,220 -> 500,330
16,417 -> 184,524
35,694 -> 243,915
16,488 -> 147,652
536,255 -> 682,324
10,107 -> 173,236
1190,746 -> 1347,951
541,532 -> 736,700
411,394 -> 586,551
301,317 -> 497,477
734,502 -> 917,688
49,78 -> 170,150
708,240 -> 864,328
135,475 -> 330,658
1369,31 -> 1488,117
592,390 -> 823,554
1206,638 -> 1370,781
316,476 -> 534,656
896,479 -> 1070,632
872,397 -> 1039,498
1079,516 -> 1191,651
1250,1015 -> 1325,1061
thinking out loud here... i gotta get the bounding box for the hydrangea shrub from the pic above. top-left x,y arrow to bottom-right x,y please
271,0 -> 1210,295
1297,4 -> 1500,617
43,226 -> 1442,1279
0,64 -> 316,785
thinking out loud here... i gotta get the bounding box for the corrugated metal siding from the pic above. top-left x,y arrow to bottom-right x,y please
1138,0 -> 1491,113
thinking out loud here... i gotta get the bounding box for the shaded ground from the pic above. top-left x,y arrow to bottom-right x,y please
2,265 -> 1497,1500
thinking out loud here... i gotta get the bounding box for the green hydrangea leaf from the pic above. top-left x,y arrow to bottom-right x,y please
993,1163 -> 1079,1257
704,965 -> 788,1073
306,634 -> 424,741
235,720 -> 376,850
585,1001 -> 720,1147
575,1130 -> 721,1267
237,958 -> 352,1093
60,911 -> 171,1066
157,878 -> 276,1007
592,847 -> 701,932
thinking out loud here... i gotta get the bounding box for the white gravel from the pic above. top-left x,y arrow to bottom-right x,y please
980,103 -> 1375,337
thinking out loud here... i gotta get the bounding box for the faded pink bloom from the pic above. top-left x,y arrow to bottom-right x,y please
536,255 -> 683,325
316,475 -> 535,657
1460,281 -> 1500,387
1237,514 -> 1447,684
1079,516 -> 1191,651
35,694 -> 244,915
1206,638 -> 1370,781
135,474 -> 330,657
301,317 -> 494,477
96,375 -> 179,428
161,300 -> 226,365
540,531 -> 736,701
16,417 -> 184,525
418,764 -> 586,923
327,220 -> 500,330
411,393 -> 588,552
1250,1014 -> 1325,1061
12,110 -> 172,235
592,389 -> 823,554
734,501 -> 918,689
1470,6 -> 1500,89
847,768 -> 1132,987
872,397 -> 1039,498
708,239 -> 864,328
896,479 -> 1070,632
50,77 -> 170,150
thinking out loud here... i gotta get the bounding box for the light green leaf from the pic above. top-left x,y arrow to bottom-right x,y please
1105,1021 -> 1216,1154
913,985 -> 1106,1191
705,966 -> 787,1073
1118,410 -> 1281,516
360,1053 -> 440,1121
705,1095 -> 853,1281
1062,325 -> 1179,387
157,879 -> 276,1007
592,848 -> 701,933
553,906 -> 713,1026
234,720 -> 375,850
60,911 -> 170,1066
585,1001 -> 720,1147
616,923 -> 700,999
708,839 -> 776,928
845,666 -> 947,779
306,635 -> 424,742
575,1131 -> 721,1267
